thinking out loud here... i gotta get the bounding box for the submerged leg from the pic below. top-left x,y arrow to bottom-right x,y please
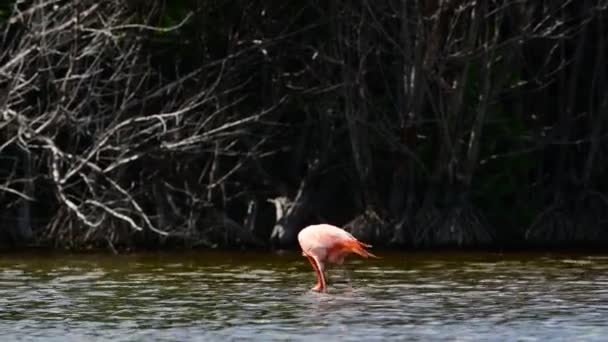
305,255 -> 326,292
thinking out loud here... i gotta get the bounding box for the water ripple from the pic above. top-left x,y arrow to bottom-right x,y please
1,252 -> 608,340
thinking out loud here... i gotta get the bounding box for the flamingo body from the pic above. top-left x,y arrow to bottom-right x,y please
297,224 -> 377,292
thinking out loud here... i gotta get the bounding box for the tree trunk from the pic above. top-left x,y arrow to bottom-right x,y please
15,150 -> 33,242
268,180 -> 315,247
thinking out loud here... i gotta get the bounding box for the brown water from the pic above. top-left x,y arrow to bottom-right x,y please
1,251 -> 608,341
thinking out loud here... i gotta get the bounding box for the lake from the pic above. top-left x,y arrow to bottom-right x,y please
1,250 -> 607,341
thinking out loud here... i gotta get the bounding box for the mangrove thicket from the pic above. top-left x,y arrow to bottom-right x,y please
1,0 -> 607,251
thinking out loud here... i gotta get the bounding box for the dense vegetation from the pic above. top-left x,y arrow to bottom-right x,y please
1,0 -> 607,251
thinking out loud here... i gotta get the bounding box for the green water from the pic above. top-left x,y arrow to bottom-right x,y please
1,251 -> 608,341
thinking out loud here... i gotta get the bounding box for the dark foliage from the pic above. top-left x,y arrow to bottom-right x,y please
1,0 -> 607,250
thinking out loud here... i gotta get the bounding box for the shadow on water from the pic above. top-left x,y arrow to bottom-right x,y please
1,250 -> 608,340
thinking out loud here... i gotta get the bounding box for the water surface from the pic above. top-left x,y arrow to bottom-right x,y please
1,251 -> 608,341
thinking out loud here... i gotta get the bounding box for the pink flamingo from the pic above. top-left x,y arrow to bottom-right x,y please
297,224 -> 378,292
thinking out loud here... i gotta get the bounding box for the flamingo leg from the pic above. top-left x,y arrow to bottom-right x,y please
305,255 -> 326,292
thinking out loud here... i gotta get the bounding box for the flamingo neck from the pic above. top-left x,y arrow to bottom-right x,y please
309,256 -> 326,292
